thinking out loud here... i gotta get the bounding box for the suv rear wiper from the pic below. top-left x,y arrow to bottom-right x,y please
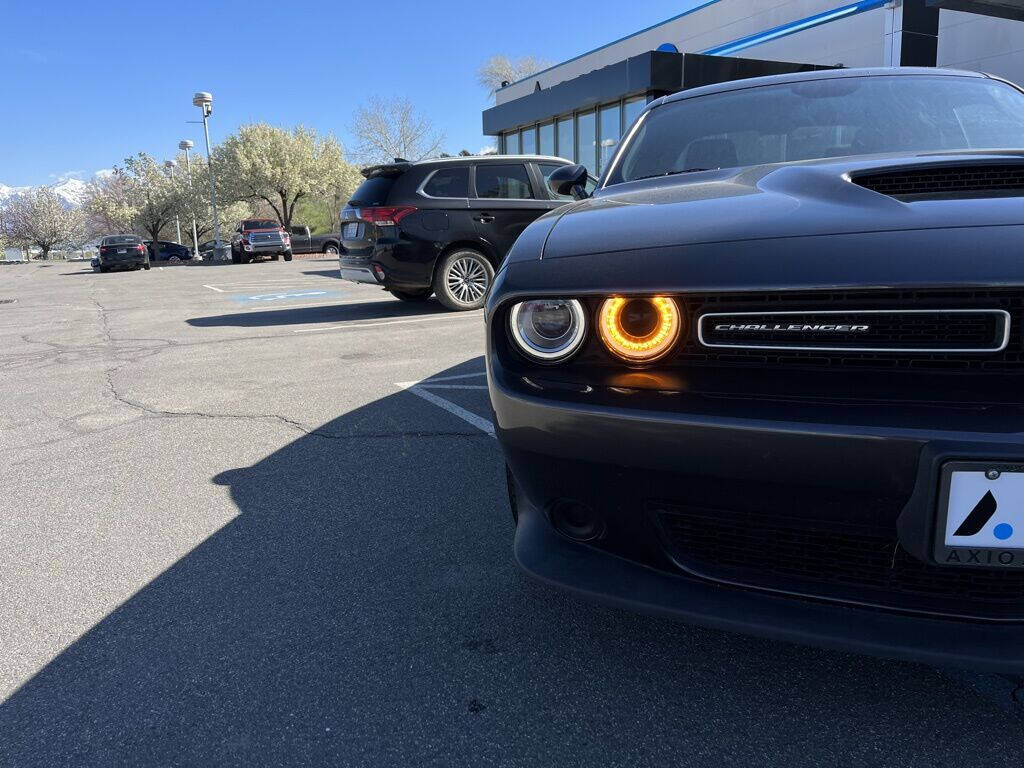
631,168 -> 714,181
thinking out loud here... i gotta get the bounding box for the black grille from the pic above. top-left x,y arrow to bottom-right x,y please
677,289 -> 1024,374
853,164 -> 1024,200
653,501 -> 1024,620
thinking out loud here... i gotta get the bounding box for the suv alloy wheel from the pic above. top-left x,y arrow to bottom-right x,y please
433,249 -> 493,311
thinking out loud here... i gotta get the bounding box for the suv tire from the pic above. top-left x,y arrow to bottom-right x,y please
433,249 -> 493,311
231,250 -> 241,265
389,289 -> 432,302
283,251 -> 293,262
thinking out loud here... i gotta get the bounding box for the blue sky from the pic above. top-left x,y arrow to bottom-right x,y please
2,0 -> 695,186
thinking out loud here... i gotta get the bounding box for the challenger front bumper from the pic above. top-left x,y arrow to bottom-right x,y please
489,361 -> 1024,672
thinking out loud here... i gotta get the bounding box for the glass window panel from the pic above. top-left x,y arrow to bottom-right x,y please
539,123 -> 554,157
504,131 -> 520,155
624,96 -> 647,130
521,126 -> 537,155
475,163 -> 535,199
422,167 -> 469,198
598,103 -> 622,173
576,111 -> 596,176
556,117 -> 574,162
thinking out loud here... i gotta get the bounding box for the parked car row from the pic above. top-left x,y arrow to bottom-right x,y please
91,222 -> 341,272
484,67 -> 1024,673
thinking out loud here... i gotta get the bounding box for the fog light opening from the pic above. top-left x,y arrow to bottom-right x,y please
547,499 -> 604,542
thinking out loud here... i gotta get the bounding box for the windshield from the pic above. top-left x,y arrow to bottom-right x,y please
242,220 -> 278,230
101,235 -> 141,245
609,75 -> 1024,185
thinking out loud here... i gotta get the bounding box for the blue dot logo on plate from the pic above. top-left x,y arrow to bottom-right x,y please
994,523 -> 1014,541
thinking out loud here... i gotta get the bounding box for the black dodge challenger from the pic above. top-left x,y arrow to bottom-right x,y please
486,67 -> 1024,671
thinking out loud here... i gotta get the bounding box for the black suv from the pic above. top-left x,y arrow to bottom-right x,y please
340,156 -> 593,310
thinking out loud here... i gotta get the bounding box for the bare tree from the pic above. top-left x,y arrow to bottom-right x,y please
1,187 -> 85,260
477,55 -> 552,95
350,97 -> 445,164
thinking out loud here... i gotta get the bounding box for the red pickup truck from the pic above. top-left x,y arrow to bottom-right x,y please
230,219 -> 292,263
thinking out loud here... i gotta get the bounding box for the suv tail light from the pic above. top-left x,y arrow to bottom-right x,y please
357,206 -> 417,226
137,244 -> 146,253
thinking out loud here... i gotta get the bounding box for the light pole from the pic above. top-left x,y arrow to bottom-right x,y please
192,91 -> 222,260
164,160 -> 183,245
179,140 -> 200,257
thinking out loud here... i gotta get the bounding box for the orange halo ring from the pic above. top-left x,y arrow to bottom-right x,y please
598,296 -> 682,362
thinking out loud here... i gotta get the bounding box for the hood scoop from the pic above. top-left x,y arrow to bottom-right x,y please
851,163 -> 1024,201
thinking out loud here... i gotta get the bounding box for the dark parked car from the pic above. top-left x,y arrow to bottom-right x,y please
198,240 -> 218,259
287,225 -> 340,256
340,155 -> 593,310
487,67 -> 1024,672
144,240 -> 193,264
96,235 -> 149,272
230,219 -> 292,263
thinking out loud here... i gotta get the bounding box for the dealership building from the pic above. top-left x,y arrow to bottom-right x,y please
483,0 -> 1024,175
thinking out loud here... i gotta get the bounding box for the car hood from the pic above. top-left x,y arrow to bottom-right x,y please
539,151 -> 1024,260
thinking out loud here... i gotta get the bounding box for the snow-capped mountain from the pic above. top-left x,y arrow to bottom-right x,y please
0,177 -> 91,209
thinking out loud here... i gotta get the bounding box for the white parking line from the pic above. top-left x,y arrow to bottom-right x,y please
414,372 -> 488,383
293,312 -> 481,333
395,377 -> 494,437
203,281 -> 334,293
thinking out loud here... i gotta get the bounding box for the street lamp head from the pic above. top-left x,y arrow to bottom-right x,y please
192,91 -> 213,117
164,160 -> 174,168
179,140 -> 194,150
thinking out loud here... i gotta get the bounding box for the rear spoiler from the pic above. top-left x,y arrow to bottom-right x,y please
360,161 -> 412,179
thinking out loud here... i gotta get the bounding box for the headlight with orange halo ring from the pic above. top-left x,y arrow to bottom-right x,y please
598,296 -> 682,363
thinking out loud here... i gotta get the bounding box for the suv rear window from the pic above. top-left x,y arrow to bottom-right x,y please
350,176 -> 397,206
242,220 -> 278,230
102,235 -> 141,245
422,167 -> 469,198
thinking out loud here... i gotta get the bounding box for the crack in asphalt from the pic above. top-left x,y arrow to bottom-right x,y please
7,289 -> 488,455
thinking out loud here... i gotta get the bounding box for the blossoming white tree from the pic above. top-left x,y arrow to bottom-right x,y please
216,124 -> 361,231
1,187 -> 86,260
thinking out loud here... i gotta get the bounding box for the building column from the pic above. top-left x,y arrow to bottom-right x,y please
885,0 -> 940,66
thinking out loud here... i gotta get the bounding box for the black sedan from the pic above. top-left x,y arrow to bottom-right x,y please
96,235 -> 149,272
144,240 -> 194,263
486,67 -> 1024,672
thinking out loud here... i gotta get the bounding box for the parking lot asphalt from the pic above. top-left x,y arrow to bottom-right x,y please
1,259 -> 1022,767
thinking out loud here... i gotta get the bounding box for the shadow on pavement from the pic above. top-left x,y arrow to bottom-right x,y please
1,358 -> 1020,766
302,269 -> 343,278
186,298 -> 452,328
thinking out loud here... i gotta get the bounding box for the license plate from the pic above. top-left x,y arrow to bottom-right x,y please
343,223 -> 359,239
117,248 -> 127,254
935,462 -> 1024,568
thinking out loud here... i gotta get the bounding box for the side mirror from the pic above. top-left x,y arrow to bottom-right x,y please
547,164 -> 590,200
